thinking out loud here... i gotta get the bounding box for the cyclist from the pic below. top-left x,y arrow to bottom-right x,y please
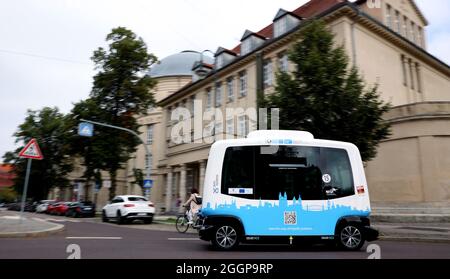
182,188 -> 202,225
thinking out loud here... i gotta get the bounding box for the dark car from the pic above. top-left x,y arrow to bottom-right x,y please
7,201 -> 34,211
66,201 -> 96,218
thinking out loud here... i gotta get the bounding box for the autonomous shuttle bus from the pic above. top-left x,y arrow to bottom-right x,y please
198,130 -> 379,250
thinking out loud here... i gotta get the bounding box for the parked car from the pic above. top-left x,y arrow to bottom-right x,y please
66,201 -> 96,218
6,202 -> 19,211
47,202 -> 71,215
36,200 -> 56,213
102,195 -> 155,224
7,201 -> 33,211
46,202 -> 58,214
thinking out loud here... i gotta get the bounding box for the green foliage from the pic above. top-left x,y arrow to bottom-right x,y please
3,107 -> 73,200
132,168 -> 144,188
0,187 -> 18,202
264,20 -> 391,161
71,27 -> 157,200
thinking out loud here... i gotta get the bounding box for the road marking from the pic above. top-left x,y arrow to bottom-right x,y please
65,237 -> 122,240
167,237 -> 201,241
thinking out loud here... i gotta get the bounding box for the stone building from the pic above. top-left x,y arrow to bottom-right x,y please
64,0 -> 450,211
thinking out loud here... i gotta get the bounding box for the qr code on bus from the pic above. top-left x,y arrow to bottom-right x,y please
284,211 -> 297,225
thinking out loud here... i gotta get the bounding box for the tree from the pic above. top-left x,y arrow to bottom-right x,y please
3,107 -> 73,200
87,27 -> 157,200
264,21 -> 391,161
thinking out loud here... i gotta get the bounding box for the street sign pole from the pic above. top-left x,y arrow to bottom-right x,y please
17,138 -> 43,223
20,158 -> 32,222
79,119 -> 152,199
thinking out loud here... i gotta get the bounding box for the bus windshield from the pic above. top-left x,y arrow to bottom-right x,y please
221,145 -> 354,200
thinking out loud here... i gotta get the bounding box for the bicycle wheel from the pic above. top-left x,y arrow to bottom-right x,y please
176,215 -> 189,233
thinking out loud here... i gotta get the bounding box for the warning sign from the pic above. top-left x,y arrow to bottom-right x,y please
18,139 -> 43,160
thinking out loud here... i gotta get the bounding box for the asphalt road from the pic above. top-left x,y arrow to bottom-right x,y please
0,215 -> 449,259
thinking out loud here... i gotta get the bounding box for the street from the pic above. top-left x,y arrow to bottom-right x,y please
0,213 -> 449,259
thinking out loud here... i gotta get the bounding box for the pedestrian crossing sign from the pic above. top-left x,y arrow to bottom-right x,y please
143,179 -> 153,189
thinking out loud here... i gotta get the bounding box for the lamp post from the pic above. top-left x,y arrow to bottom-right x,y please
79,119 -> 152,199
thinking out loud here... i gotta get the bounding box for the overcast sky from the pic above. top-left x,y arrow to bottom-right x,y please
0,0 -> 449,160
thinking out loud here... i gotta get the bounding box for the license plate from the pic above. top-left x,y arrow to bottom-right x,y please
138,213 -> 147,216
84,207 -> 92,210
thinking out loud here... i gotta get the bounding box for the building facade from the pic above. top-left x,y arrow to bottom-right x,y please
66,0 -> 450,210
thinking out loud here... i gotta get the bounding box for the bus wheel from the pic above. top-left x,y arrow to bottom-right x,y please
337,223 -> 365,251
212,224 -> 240,251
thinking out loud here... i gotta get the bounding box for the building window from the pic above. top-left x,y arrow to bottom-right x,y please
274,17 -> 287,37
145,154 -> 152,170
239,71 -> 247,97
226,118 -> 234,137
263,59 -> 273,88
206,88 -> 212,109
215,121 -> 223,139
418,26 -> 423,47
189,95 -> 195,115
403,16 -> 409,40
416,63 -> 422,93
386,4 -> 392,29
146,124 -> 154,144
278,52 -> 288,72
410,21 -> 416,44
241,39 -> 251,56
395,10 -> 401,33
216,55 -> 224,69
237,115 -> 248,138
401,55 -> 407,86
215,82 -> 222,107
409,59 -> 415,90
226,77 -> 234,102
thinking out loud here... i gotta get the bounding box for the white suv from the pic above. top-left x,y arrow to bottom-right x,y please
102,195 -> 155,224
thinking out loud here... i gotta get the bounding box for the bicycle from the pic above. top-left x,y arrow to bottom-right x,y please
176,205 -> 201,233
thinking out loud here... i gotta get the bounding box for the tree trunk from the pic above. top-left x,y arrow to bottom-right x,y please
109,170 -> 117,201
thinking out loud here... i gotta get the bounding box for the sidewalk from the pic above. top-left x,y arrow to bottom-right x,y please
373,222 -> 450,243
371,202 -> 450,223
0,210 -> 64,238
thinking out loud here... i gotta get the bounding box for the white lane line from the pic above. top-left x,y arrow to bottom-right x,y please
168,237 -> 201,241
65,237 -> 122,240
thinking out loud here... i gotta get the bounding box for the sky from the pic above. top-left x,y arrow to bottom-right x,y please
0,0 -> 449,160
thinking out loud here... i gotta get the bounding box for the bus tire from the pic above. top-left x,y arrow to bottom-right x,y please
336,223 -> 365,251
211,224 -> 240,251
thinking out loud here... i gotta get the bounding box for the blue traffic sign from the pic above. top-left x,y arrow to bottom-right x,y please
78,122 -> 94,137
143,179 -> 153,189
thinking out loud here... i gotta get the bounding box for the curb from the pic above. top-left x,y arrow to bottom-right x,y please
0,220 -> 65,238
372,214 -> 450,223
379,235 -> 450,244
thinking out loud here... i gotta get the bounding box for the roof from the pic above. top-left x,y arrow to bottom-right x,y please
148,50 -> 214,78
158,0 -> 449,106
232,0 -> 344,53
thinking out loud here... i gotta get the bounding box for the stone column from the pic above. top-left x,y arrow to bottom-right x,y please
179,164 -> 187,202
199,160 -> 206,196
165,168 -> 173,213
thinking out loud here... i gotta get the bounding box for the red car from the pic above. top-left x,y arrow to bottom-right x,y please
47,202 -> 71,215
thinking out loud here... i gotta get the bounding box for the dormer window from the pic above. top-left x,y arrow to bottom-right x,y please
273,9 -> 302,38
240,30 -> 266,56
215,47 -> 237,69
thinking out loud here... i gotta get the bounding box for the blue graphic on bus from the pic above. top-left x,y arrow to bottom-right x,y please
202,193 -> 370,236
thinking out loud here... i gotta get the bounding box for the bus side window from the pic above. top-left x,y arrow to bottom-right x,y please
221,147 -> 255,199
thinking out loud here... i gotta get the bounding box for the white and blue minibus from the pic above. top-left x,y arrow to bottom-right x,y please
198,130 -> 379,250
